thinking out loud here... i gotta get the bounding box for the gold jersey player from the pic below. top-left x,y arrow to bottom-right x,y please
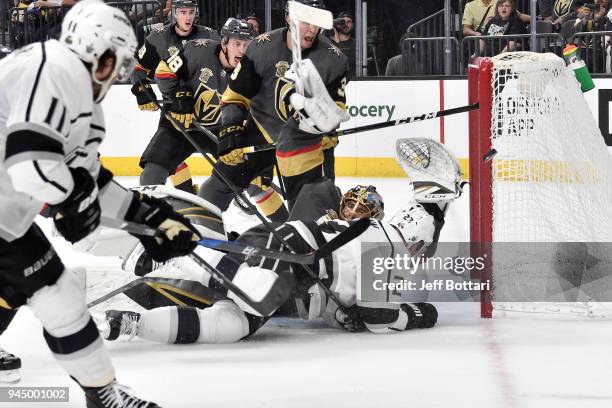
130,0 -> 219,186
201,0 -> 350,212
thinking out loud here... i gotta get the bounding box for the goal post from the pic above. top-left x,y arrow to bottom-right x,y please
468,52 -> 612,319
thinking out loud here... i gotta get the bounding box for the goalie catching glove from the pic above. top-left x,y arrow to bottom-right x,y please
130,81 -> 158,111
284,59 -> 349,134
170,88 -> 195,129
126,193 -> 200,262
217,124 -> 247,165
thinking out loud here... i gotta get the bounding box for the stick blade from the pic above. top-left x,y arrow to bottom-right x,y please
288,1 -> 333,29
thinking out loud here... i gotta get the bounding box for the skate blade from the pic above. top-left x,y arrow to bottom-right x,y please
0,370 -> 21,383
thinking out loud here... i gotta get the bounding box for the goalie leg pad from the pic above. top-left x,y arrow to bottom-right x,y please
28,269 -> 114,387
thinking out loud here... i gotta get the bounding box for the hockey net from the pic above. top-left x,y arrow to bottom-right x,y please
468,52 -> 612,318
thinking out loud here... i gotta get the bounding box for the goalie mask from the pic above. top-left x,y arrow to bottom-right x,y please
395,138 -> 462,206
339,185 -> 384,221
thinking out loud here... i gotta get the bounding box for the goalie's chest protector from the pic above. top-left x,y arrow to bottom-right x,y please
246,28 -> 348,141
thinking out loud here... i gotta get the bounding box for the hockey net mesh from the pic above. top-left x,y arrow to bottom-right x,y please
486,52 -> 612,317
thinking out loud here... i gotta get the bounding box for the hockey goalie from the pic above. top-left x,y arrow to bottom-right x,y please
87,138 -> 462,344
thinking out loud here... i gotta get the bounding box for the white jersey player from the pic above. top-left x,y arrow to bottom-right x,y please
0,1 -> 201,406
99,139 -> 462,345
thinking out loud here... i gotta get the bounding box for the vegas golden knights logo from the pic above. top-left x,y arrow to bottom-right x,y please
194,84 -> 222,125
199,68 -> 213,84
554,0 -> 572,18
274,61 -> 294,122
168,46 -> 179,57
274,77 -> 295,122
275,61 -> 290,78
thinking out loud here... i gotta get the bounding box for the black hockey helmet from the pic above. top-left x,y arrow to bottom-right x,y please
172,0 -> 197,9
0,46 -> 13,60
285,0 -> 327,14
220,18 -> 255,42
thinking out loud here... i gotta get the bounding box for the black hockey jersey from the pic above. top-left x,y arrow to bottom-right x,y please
221,28 -> 349,144
132,23 -> 220,83
155,39 -> 229,130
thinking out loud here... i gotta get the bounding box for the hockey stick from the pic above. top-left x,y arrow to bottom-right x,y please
335,103 -> 479,137
187,251 -> 295,316
199,217 -> 369,264
87,276 -> 221,309
287,1 -> 333,95
101,217 -> 369,265
98,217 -> 295,315
238,103 -> 480,153
144,85 -> 283,205
142,84 -> 356,314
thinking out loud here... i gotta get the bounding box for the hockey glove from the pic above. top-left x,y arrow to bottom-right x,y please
130,82 -> 158,111
284,59 -> 349,134
321,135 -> 339,150
401,303 -> 438,329
217,124 -> 247,166
49,167 -> 101,244
128,194 -> 200,262
334,305 -> 366,333
170,88 -> 194,129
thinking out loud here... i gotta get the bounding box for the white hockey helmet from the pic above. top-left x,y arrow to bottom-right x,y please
60,0 -> 137,102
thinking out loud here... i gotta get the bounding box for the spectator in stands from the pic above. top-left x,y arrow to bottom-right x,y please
385,32 -> 425,76
562,1 -> 610,72
327,10 -> 356,77
552,0 -> 608,31
463,0 -> 530,36
245,13 -> 262,35
539,0 -> 555,21
463,0 -> 496,36
135,0 -> 170,45
479,0 -> 528,56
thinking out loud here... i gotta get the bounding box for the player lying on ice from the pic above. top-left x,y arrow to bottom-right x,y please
85,138 -> 463,344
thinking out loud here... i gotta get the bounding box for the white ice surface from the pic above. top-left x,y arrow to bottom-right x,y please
2,177 -> 612,408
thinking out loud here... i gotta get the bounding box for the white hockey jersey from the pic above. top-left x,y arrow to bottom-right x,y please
0,40 -> 134,241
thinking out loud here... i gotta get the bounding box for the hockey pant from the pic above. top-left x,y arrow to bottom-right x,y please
275,131 -> 336,210
139,119 -> 217,186
0,224 -> 114,387
198,149 -> 288,222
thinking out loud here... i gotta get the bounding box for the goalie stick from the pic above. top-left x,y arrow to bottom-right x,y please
101,217 -> 370,265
